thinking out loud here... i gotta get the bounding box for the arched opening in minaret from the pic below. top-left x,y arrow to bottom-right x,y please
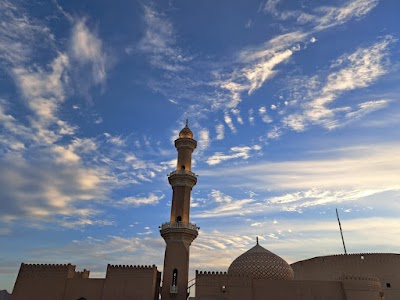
181,165 -> 185,170
176,216 -> 182,222
172,268 -> 178,286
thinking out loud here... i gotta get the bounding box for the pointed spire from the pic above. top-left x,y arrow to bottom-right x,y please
186,118 -> 189,127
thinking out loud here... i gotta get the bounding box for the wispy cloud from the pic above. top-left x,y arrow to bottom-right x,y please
193,190 -> 257,218
201,143 -> 400,191
279,36 -> 394,132
70,19 -> 107,84
138,4 -> 191,71
198,129 -> 210,151
118,193 -> 164,207
264,0 -> 379,31
206,144 -> 262,166
215,124 -> 225,140
224,112 -> 237,133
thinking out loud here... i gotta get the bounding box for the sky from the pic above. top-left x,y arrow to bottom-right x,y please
1,0 -> 400,294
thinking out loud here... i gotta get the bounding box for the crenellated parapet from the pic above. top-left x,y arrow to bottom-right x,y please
106,264 -> 158,278
17,263 -> 76,279
339,274 -> 382,293
74,269 -> 90,278
196,271 -> 228,275
196,270 -> 252,287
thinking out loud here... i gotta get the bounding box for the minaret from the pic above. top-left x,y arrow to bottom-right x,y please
160,120 -> 199,300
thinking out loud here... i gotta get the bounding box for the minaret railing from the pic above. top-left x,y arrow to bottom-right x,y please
168,170 -> 197,177
160,221 -> 199,231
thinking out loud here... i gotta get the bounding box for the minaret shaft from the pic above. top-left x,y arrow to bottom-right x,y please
170,186 -> 192,223
160,122 -> 198,300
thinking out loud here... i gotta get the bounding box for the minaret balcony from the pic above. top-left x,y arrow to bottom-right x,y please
168,170 -> 197,188
160,221 -> 199,242
160,221 -> 199,231
168,170 -> 197,177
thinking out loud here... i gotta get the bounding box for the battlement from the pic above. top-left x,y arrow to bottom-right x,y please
196,271 -> 228,275
17,263 -> 76,279
107,264 -> 157,269
74,269 -> 90,279
339,274 -> 380,282
106,264 -> 158,278
20,263 -> 74,268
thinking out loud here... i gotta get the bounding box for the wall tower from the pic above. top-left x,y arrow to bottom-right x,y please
160,120 -> 199,300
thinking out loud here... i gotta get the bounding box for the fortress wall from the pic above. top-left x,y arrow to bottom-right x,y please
340,275 -> 383,300
253,280 -> 346,300
12,263 -> 75,300
291,253 -> 400,299
63,278 -> 104,300
196,274 -> 347,300
101,264 -> 160,300
196,271 -> 252,299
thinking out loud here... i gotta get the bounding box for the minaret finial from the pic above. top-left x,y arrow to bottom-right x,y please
256,236 -> 259,245
186,118 -> 189,127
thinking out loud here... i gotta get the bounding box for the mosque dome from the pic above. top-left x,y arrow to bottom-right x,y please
228,241 -> 294,280
179,119 -> 193,139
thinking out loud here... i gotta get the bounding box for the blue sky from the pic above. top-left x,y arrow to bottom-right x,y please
1,0 -> 400,293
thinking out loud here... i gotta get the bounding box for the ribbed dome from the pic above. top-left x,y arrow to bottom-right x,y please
179,119 -> 193,139
228,243 -> 294,280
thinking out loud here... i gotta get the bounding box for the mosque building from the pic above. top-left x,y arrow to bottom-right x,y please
11,122 -> 400,300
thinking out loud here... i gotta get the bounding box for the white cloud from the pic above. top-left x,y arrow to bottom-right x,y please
246,49 -> 293,94
282,114 -> 306,132
138,5 -> 191,71
259,106 -> 273,123
52,145 -> 80,164
193,190 -> 256,218
215,124 -> 225,140
307,37 -> 393,126
268,188 -> 395,212
267,126 -> 282,140
70,19 -> 107,84
224,113 -> 237,133
104,133 -> 125,146
118,193 -> 165,207
198,129 -> 210,151
231,109 -> 244,125
201,143 -> 400,191
263,0 -> 379,31
248,108 -> 255,124
13,53 -> 69,120
277,37 -> 394,133
206,145 -> 262,166
314,0 -> 379,30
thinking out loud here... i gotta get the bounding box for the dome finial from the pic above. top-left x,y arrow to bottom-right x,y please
256,236 -> 259,245
179,119 -> 194,139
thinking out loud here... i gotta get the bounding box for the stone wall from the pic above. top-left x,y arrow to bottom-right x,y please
11,263 -> 161,300
12,263 -> 76,300
101,264 -> 160,300
291,253 -> 400,300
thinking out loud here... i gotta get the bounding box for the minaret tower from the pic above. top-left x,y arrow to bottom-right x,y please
160,120 -> 199,300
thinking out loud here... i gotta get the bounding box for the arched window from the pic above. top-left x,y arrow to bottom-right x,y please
181,165 -> 185,170
172,268 -> 178,286
176,216 -> 182,222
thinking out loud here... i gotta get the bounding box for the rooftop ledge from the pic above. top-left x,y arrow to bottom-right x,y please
160,221 -> 200,231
